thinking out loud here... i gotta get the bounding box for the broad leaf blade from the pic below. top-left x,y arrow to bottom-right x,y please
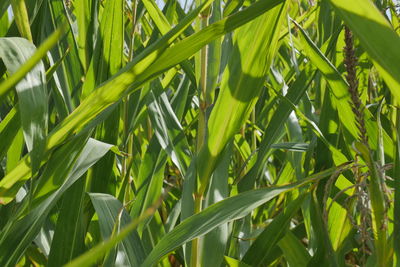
242,193 -> 307,265
143,165 -> 349,266
0,37 -> 48,172
196,0 -> 288,193
0,137 -> 112,266
326,0 -> 400,103
90,193 -> 146,267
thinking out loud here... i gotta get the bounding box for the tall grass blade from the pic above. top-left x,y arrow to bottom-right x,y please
143,165 -> 349,266
0,137 -> 111,266
0,37 -> 48,173
196,0 -> 288,194
90,193 -> 146,266
326,0 -> 400,103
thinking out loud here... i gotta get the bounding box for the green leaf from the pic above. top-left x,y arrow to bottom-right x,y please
147,84 -> 191,174
0,9 -> 9,37
196,0 -> 288,194
142,165 -> 350,266
306,192 -> 339,267
0,37 -> 48,173
0,0 -> 282,204
0,107 -> 21,161
238,69 -> 313,191
142,0 -> 172,34
141,0 -> 196,85
242,193 -> 307,265
81,0 -> 124,98
294,21 -> 358,139
129,137 -> 167,232
278,230 -> 311,266
205,0 -> 222,103
47,179 -> 86,266
200,144 -> 231,267
64,197 -> 162,267
326,0 -> 400,104
271,142 -> 309,152
46,0 -> 82,107
394,110 -> 400,265
224,256 -> 251,267
74,0 -> 95,72
90,193 -> 146,266
84,0 -> 124,194
295,20 -> 394,160
0,27 -> 64,100
6,128 -> 24,173
0,137 -> 112,266
0,0 -> 10,18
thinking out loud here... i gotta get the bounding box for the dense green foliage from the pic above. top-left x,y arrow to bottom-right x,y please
0,0 -> 400,266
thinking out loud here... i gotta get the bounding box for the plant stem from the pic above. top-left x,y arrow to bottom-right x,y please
196,15 -> 209,152
192,4 -> 211,266
190,194 -> 203,267
11,0 -> 32,42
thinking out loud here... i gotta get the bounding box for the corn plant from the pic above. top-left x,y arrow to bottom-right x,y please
0,0 -> 400,266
